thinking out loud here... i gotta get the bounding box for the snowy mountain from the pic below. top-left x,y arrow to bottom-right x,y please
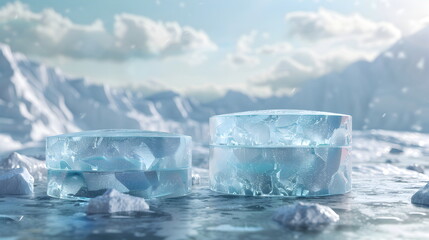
0,44 -> 209,145
0,26 -> 428,148
207,26 -> 429,132
286,26 -> 429,131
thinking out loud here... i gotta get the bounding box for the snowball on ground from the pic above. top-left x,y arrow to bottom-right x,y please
0,168 -> 34,195
272,202 -> 339,230
411,183 -> 429,206
87,189 -> 150,214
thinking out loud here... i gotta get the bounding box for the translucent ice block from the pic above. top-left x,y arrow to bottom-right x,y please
210,109 -> 351,147
46,129 -> 192,199
209,110 -> 352,197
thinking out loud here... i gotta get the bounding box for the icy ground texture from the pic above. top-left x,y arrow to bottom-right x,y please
273,202 -> 339,230
2,130 -> 429,239
210,110 -> 351,146
210,110 -> 351,196
87,189 -> 149,214
46,129 -> 192,199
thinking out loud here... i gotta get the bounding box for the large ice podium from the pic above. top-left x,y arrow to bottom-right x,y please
209,110 -> 352,197
46,129 -> 192,199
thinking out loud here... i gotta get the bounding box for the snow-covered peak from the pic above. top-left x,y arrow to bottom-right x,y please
286,26 -> 429,132
1,25 -> 429,146
0,44 -> 209,144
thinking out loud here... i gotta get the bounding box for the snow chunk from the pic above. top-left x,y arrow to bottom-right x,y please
389,147 -> 404,154
272,202 -> 339,230
87,189 -> 149,214
192,173 -> 201,185
411,183 -> 429,206
0,168 -> 34,195
0,152 -> 46,181
407,164 -> 425,174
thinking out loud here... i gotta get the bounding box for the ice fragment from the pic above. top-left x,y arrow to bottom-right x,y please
0,152 -> 46,181
210,110 -> 351,147
46,130 -> 192,199
87,189 -> 149,214
209,110 -> 352,197
0,168 -> 34,195
272,202 -> 339,230
412,183 -> 429,206
406,164 -> 424,174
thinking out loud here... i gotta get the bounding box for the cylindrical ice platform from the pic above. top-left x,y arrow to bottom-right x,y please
46,129 -> 192,199
209,110 -> 352,197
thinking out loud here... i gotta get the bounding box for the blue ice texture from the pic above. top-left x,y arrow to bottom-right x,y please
46,129 -> 192,199
209,110 -> 352,197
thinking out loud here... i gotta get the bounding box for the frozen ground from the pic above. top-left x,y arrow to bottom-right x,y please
1,130 -> 429,239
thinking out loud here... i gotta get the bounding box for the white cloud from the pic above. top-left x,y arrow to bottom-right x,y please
256,42 -> 291,55
0,2 -> 217,61
114,14 -> 216,57
257,58 -> 316,87
250,8 -> 402,91
226,31 -> 259,66
410,16 -> 429,34
226,53 -> 260,66
252,47 -> 374,90
226,31 -> 292,66
251,50 -> 322,90
236,30 -> 257,53
183,82 -> 275,103
285,8 -> 401,49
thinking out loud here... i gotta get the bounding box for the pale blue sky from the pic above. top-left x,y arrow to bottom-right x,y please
0,0 -> 428,100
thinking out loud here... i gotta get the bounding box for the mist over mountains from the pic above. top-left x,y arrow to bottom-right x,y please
0,26 -> 428,145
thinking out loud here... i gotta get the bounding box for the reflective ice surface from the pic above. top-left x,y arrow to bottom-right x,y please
47,169 -> 191,199
46,130 -> 192,199
209,110 -> 352,196
1,164 -> 429,240
2,130 -> 429,239
210,110 -> 351,147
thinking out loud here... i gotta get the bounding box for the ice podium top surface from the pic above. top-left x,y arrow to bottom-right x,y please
210,110 -> 352,147
46,129 -> 192,171
51,129 -> 188,138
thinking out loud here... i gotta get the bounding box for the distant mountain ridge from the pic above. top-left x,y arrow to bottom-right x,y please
208,26 -> 429,132
0,44 -> 210,143
0,26 -> 428,145
289,25 -> 429,131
